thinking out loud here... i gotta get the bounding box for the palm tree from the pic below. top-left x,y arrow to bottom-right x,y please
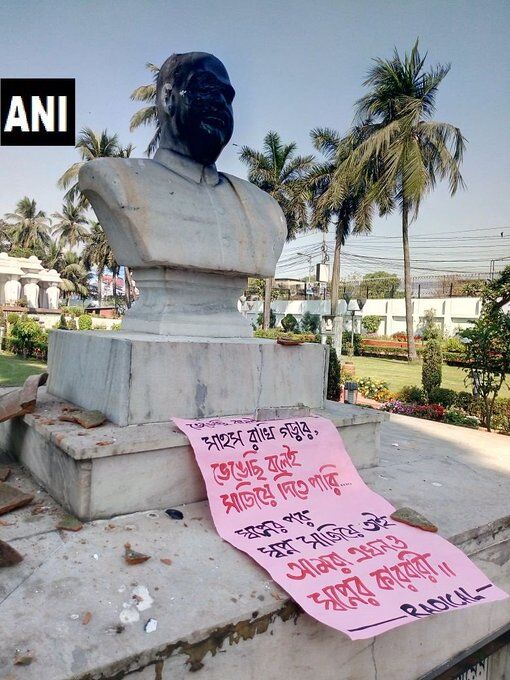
239,131 -> 314,328
42,241 -> 65,272
51,200 -> 89,251
129,62 -> 160,157
0,219 -> 12,252
57,127 -> 134,206
4,197 -> 51,254
82,221 -> 116,307
59,251 -> 91,300
347,41 -> 465,360
309,127 -> 378,318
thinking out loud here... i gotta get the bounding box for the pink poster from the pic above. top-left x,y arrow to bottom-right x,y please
174,415 -> 507,639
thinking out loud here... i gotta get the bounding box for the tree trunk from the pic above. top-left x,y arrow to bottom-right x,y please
402,204 -> 417,361
97,268 -> 103,307
124,266 -> 134,309
113,267 -> 118,313
263,277 -> 273,329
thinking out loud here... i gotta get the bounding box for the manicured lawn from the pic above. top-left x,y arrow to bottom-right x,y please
346,355 -> 510,398
0,353 -> 47,386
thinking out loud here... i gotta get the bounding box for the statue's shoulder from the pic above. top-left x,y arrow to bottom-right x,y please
221,172 -> 285,218
78,157 -> 161,206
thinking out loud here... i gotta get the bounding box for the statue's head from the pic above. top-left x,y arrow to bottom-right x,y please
156,52 -> 235,165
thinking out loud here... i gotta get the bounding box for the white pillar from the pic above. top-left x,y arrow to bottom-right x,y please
46,284 -> 60,310
22,278 -> 40,308
5,276 -> 21,304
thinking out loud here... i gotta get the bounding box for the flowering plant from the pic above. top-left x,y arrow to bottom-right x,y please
380,401 -> 445,421
357,377 -> 391,402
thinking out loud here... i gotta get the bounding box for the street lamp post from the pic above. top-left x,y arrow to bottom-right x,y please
346,299 -> 360,356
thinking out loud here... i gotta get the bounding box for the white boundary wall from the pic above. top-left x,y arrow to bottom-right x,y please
242,297 -> 484,337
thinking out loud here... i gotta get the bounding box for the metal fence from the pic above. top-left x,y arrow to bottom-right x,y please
255,272 -> 490,301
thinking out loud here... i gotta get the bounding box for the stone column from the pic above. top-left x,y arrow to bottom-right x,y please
4,276 -> 21,304
22,277 -> 40,308
38,269 -> 62,310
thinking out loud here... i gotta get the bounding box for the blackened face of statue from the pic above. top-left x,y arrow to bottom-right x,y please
172,59 -> 235,166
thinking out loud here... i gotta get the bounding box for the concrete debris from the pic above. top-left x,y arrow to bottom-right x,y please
0,466 -> 11,481
59,409 -> 106,429
131,585 -> 153,611
0,372 -> 47,425
0,483 -> 34,515
56,515 -> 83,532
14,652 -> 34,666
124,542 -> 151,565
390,507 -> 438,532
0,539 -> 23,567
144,618 -> 157,633
119,604 -> 140,625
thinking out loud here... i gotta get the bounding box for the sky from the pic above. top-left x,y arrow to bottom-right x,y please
0,0 -> 508,281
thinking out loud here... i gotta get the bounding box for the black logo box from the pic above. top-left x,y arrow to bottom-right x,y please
1,78 -> 75,146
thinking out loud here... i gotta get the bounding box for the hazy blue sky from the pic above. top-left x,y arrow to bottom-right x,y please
0,0 -> 508,279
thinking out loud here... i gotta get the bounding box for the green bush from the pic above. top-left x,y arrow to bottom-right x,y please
300,312 -> 320,334
422,339 -> 443,397
362,315 -> 382,334
398,385 -> 428,405
56,314 -> 69,330
444,351 -> 471,367
256,309 -> 276,329
78,314 -> 93,330
361,345 -> 424,359
492,398 -> 510,435
455,391 -> 477,412
63,306 -> 84,317
421,309 -> 442,340
443,337 -> 465,353
254,328 -> 319,343
281,314 -> 298,332
9,314 -> 47,359
327,345 -> 340,401
428,387 -> 458,408
444,408 -> 479,429
341,331 -> 362,356
6,312 -> 18,326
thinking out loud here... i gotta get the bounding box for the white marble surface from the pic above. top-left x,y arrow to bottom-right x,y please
48,331 -> 329,425
0,390 -> 384,519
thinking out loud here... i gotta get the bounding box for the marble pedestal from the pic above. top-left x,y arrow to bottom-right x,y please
0,391 -> 386,520
47,330 -> 329,426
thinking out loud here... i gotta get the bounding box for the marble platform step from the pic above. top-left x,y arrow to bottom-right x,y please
1,459 -> 509,680
0,390 -> 387,520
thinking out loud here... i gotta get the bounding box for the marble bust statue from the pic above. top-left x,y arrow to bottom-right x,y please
79,52 -> 286,337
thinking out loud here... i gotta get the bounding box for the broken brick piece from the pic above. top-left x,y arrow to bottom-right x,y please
59,409 -> 106,429
124,542 -> 151,565
0,483 -> 34,516
0,539 -> 23,567
14,653 -> 34,666
0,466 -> 11,482
390,507 -> 438,532
160,558 -> 172,566
57,515 -> 83,532
82,611 -> 92,625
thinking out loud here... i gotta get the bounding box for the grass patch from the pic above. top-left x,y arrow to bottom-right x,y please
345,355 -> 510,398
0,353 -> 47,386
